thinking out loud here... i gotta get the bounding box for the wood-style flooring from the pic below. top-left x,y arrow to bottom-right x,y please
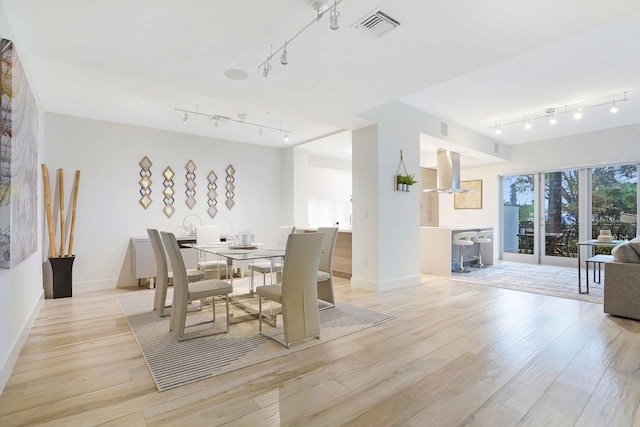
2,274 -> 640,426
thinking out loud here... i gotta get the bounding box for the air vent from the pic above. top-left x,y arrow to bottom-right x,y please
441,122 -> 448,137
356,11 -> 401,37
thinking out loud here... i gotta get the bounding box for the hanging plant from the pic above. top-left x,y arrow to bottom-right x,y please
395,150 -> 416,192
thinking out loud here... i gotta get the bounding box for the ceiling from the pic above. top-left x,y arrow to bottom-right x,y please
4,0 -> 640,163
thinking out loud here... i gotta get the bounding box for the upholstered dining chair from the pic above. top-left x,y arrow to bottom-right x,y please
316,227 -> 339,308
256,232 -> 325,348
147,228 -> 204,316
161,231 -> 233,341
248,226 -> 295,292
195,225 -> 227,277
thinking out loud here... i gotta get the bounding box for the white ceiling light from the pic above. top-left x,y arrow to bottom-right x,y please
550,115 -> 557,125
182,111 -> 188,123
574,108 -> 583,120
610,101 -> 619,113
280,42 -> 288,65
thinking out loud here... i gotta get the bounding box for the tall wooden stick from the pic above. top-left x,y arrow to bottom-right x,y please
41,164 -> 57,258
67,170 -> 80,256
57,169 -> 66,257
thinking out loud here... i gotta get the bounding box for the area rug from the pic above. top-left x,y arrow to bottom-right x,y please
448,261 -> 603,304
117,291 -> 393,392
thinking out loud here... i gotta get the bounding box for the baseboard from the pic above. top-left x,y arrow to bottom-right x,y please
0,290 -> 44,395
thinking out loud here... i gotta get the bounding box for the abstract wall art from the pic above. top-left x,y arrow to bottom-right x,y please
0,39 -> 38,269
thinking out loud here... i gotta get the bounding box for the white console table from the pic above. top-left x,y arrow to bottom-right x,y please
130,235 -> 197,286
420,226 -> 494,276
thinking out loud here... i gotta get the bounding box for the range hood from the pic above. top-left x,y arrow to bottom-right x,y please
423,149 -> 470,194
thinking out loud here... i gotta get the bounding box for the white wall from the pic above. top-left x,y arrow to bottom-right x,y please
308,154 -> 352,228
43,113 -> 287,291
0,5 -> 46,392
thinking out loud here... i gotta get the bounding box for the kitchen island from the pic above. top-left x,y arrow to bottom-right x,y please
421,226 -> 494,276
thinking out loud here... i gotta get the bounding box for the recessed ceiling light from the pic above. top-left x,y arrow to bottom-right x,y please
224,69 -> 248,81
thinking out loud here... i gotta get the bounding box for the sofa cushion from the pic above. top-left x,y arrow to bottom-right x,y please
612,243 -> 640,263
629,237 -> 640,257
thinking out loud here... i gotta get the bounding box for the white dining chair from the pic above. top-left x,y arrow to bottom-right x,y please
147,228 -> 204,316
248,226 -> 295,292
161,231 -> 233,341
195,225 -> 227,278
256,232 -> 325,348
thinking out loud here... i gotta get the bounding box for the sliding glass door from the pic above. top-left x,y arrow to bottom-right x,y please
501,163 -> 639,265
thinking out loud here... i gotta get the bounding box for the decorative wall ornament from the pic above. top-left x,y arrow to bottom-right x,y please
225,164 -> 236,210
162,166 -> 175,218
138,156 -> 153,209
1,38 -> 38,269
185,160 -> 197,209
454,180 -> 483,209
206,170 -> 218,219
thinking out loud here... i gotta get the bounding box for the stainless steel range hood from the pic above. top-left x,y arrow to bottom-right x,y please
423,149 -> 470,193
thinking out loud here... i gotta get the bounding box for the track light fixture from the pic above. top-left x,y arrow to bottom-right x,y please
175,108 -> 292,141
280,42 -> 288,65
258,0 -> 345,75
182,111 -> 188,123
490,89 -> 635,134
330,1 -> 340,30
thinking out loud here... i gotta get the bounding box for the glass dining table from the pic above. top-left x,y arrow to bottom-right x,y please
186,243 -> 286,323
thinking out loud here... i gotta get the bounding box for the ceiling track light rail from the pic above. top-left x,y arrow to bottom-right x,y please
489,90 -> 635,132
258,0 -> 345,76
175,108 -> 291,140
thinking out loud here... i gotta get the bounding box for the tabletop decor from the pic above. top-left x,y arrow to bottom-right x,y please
138,156 -> 152,209
454,179 -> 482,209
0,38 -> 38,269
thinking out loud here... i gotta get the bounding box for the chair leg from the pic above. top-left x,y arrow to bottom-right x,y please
250,268 -> 255,293
258,295 -> 263,332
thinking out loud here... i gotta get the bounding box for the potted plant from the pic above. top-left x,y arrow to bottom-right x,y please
396,174 -> 417,191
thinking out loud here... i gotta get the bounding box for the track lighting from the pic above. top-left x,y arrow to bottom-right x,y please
330,1 -> 340,30
610,101 -> 618,114
489,89 -> 636,134
262,57 -> 271,78
174,108 -> 292,141
258,0 -> 344,75
280,42 -> 288,65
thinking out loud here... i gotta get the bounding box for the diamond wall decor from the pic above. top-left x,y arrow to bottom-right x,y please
138,156 -> 152,209
162,166 -> 175,218
207,170 -> 218,219
185,160 -> 197,210
225,164 -> 235,210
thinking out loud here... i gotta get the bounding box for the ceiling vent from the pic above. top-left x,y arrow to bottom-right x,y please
355,11 -> 401,37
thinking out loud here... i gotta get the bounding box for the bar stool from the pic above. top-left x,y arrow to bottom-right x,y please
452,231 -> 477,273
472,230 -> 493,268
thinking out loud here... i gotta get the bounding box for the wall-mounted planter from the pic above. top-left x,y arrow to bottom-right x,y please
395,150 -> 416,192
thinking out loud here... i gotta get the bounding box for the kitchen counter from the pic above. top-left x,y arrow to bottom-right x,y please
421,226 -> 494,276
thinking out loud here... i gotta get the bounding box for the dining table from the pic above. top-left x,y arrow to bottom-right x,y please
186,243 -> 286,323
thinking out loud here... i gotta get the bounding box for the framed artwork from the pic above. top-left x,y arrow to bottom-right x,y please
454,180 -> 482,209
0,39 -> 38,269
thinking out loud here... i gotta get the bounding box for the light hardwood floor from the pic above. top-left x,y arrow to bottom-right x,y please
2,275 -> 640,426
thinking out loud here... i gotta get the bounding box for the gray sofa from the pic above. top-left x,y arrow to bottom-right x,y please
604,237 -> 640,320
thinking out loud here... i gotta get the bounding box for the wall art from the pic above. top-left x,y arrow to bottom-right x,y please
0,39 -> 38,269
138,156 -> 152,209
225,164 -> 235,210
454,180 -> 483,209
162,166 -> 175,218
206,169 -> 218,218
185,160 -> 196,209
